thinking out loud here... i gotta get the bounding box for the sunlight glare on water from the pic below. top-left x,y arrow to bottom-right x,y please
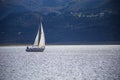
0,45 -> 120,80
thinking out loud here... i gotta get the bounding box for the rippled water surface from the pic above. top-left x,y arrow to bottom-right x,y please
0,45 -> 120,80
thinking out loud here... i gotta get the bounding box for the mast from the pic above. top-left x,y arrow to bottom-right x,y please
38,22 -> 45,48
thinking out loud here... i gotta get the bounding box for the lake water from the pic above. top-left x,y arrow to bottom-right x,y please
0,45 -> 120,80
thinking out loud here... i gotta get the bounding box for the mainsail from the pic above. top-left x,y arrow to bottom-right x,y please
39,23 -> 45,48
33,27 -> 40,46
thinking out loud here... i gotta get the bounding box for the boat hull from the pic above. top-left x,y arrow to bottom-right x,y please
26,48 -> 45,52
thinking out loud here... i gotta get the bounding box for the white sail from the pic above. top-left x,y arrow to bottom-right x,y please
33,27 -> 40,46
38,23 -> 45,48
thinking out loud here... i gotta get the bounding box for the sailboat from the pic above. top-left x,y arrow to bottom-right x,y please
26,22 -> 45,52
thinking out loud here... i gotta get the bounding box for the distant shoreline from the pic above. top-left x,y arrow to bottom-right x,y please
0,42 -> 120,46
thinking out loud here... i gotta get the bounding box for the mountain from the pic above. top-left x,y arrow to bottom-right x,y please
0,0 -> 120,44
